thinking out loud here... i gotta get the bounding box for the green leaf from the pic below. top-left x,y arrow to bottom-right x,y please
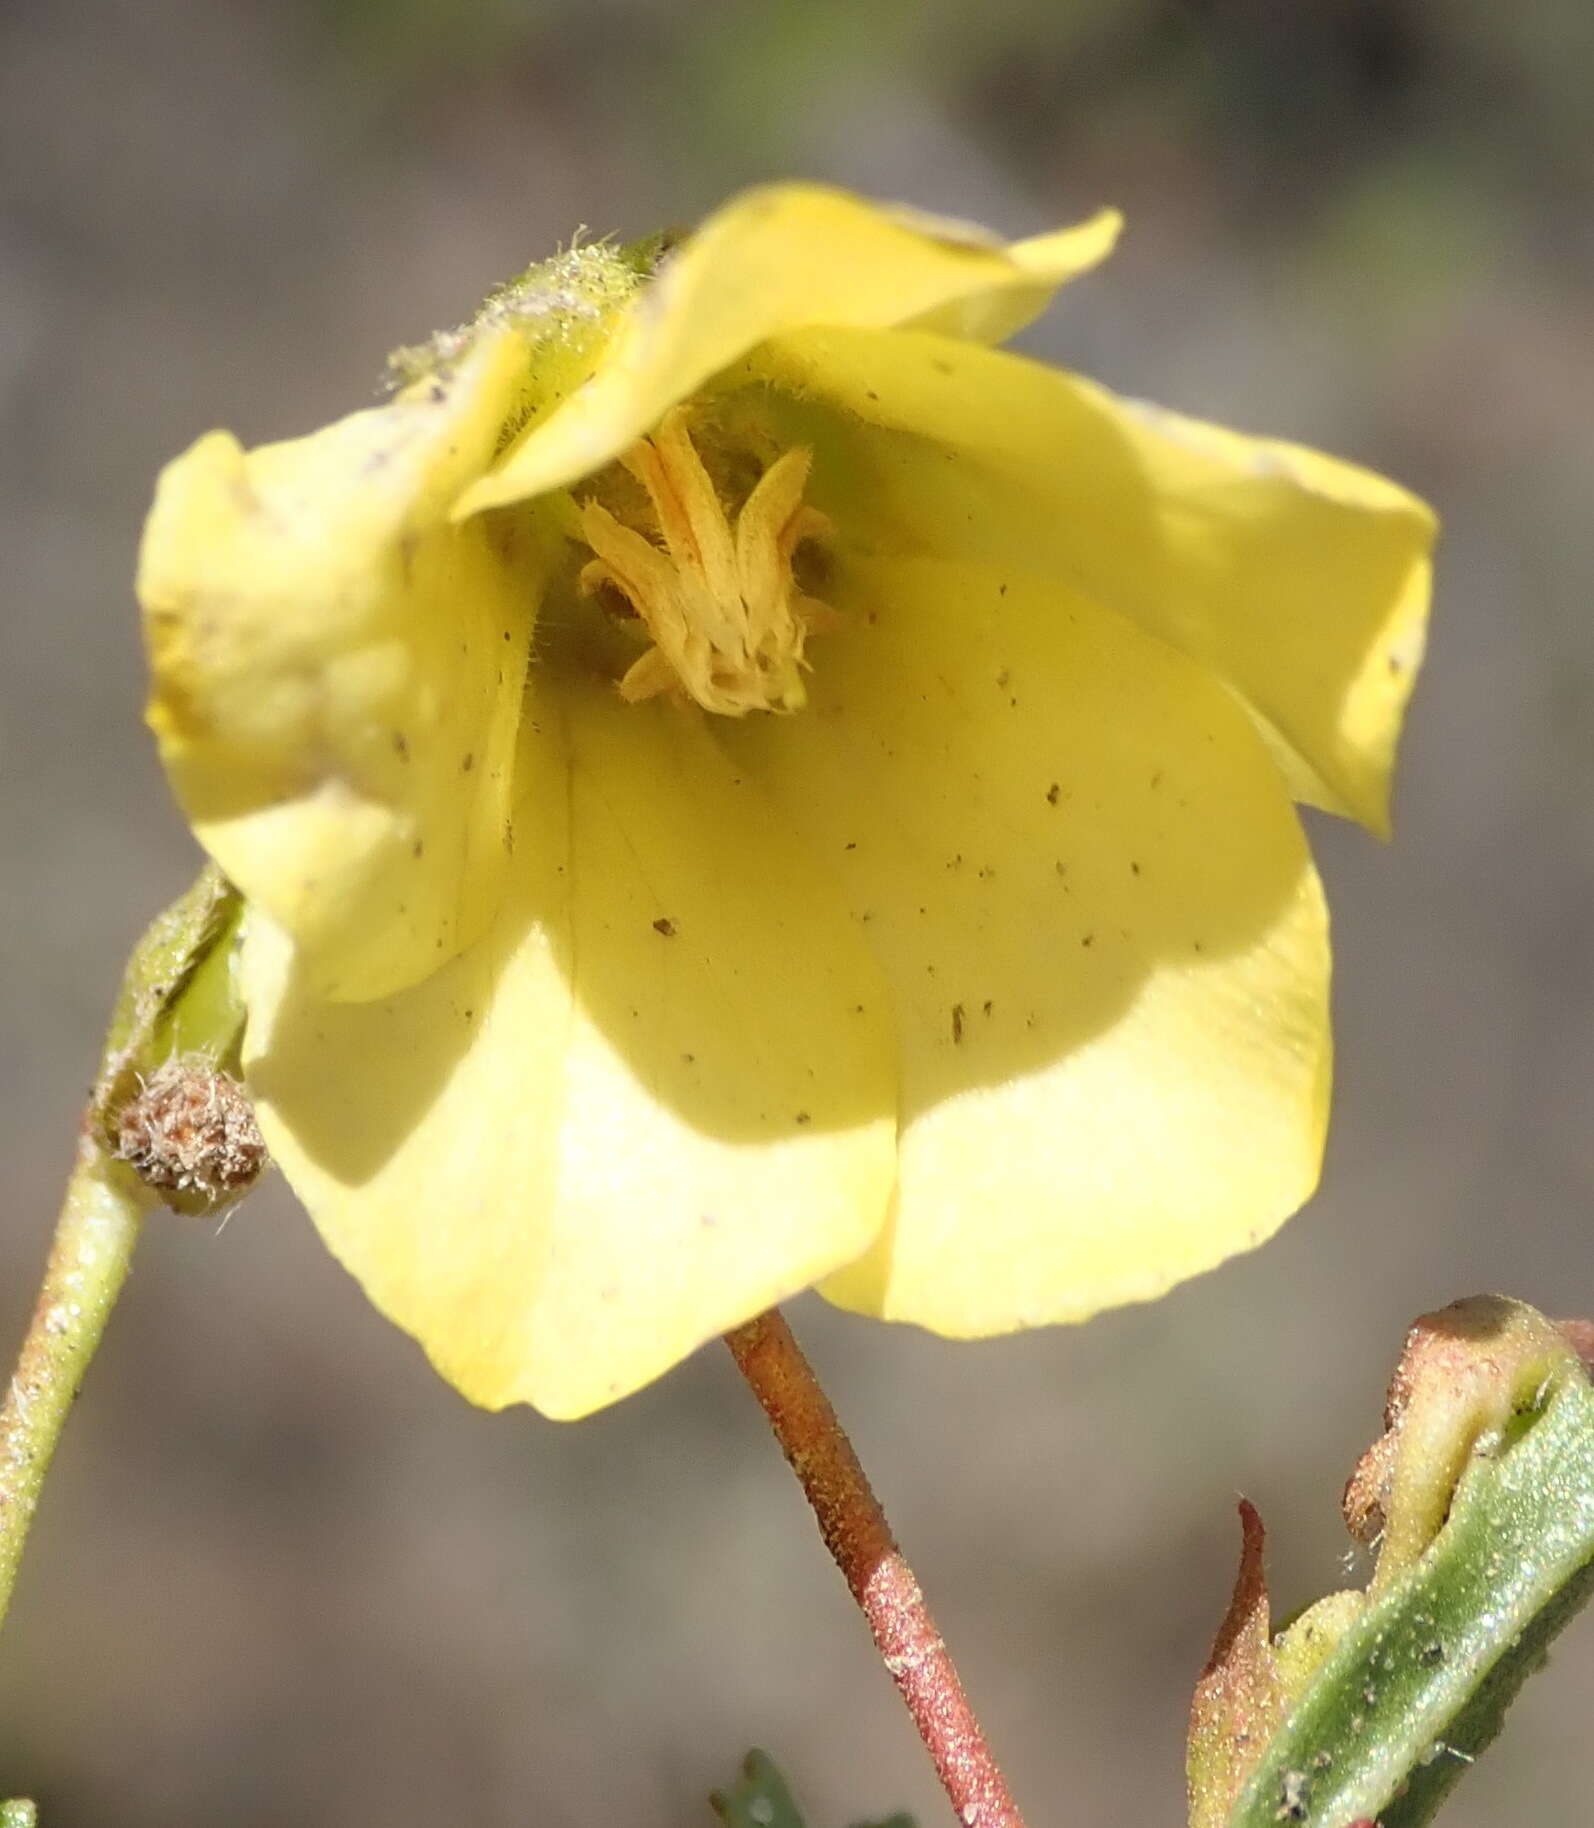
1228,1366 -> 1594,1826
710,1751 -> 809,1828
708,1752 -> 914,1828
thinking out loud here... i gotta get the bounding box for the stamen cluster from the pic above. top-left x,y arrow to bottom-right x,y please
579,408 -> 833,716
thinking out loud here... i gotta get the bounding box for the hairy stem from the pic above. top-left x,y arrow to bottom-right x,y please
724,1309 -> 1026,1828
0,1132 -> 149,1633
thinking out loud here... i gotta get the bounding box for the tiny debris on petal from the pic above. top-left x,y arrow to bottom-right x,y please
113,1054 -> 268,1216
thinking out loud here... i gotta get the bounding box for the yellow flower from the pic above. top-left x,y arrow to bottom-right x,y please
138,186 -> 1434,1418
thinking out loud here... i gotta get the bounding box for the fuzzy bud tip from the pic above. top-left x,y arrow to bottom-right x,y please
113,1055 -> 267,1214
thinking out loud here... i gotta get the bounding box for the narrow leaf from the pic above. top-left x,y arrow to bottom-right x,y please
1228,1365 -> 1594,1826
1188,1499 -> 1286,1828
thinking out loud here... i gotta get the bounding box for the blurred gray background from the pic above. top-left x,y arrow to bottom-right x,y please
3,1 -> 1593,1822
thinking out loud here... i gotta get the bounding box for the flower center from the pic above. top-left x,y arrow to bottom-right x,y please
577,406 -> 833,716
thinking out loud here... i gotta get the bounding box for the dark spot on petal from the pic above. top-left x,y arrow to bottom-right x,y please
1046,783 -> 1061,805
844,840 -> 857,851
682,1052 -> 695,1064
982,999 -> 994,1017
794,1111 -> 811,1126
998,581 -> 1008,597
1081,933 -> 1095,948
652,917 -> 677,937
950,1003 -> 966,1044
392,731 -> 409,761
412,839 -> 425,859
463,1007 -> 475,1020
462,752 -> 475,773
429,383 -> 447,404
1130,860 -> 1141,876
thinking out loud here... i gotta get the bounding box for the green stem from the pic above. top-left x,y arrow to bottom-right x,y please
0,866 -> 247,1647
0,1132 -> 150,1634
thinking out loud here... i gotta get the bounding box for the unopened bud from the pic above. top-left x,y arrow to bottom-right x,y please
113,1053 -> 267,1216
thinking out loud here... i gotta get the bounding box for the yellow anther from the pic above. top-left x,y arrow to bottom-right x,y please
578,407 -> 833,716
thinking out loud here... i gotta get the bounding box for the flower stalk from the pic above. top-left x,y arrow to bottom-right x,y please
724,1309 -> 1026,1828
0,865 -> 252,1638
0,1135 -> 150,1632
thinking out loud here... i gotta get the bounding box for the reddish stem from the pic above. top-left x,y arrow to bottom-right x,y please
724,1309 -> 1026,1828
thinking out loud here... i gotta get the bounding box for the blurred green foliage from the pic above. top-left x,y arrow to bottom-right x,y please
710,1750 -> 912,1828
304,0 -> 1594,214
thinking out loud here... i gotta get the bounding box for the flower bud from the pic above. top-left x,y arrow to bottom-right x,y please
113,1054 -> 266,1216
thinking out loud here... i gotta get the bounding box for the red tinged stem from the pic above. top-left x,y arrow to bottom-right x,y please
724,1309 -> 1027,1828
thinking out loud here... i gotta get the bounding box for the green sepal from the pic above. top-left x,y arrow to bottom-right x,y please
0,1801 -> 37,1826
385,240 -> 645,403
615,228 -> 683,278
1228,1363 -> 1594,1826
92,863 -> 244,1123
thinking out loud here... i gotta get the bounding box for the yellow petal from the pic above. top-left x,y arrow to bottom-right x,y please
241,679 -> 896,1417
723,555 -> 1329,1335
454,184 -> 1119,517
878,206 -> 1124,344
139,331 -> 541,1001
747,326 -> 1435,834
